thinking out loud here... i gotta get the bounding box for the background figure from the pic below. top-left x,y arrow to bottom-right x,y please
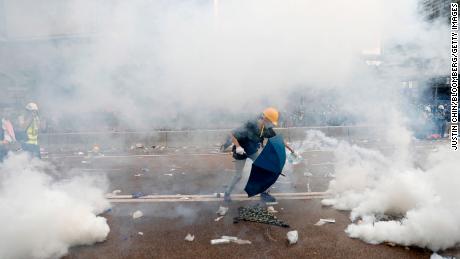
19,103 -> 41,159
0,120 -> 6,162
435,105 -> 447,138
422,105 -> 435,138
0,111 -> 16,162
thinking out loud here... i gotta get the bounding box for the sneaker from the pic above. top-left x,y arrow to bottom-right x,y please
224,192 -> 232,203
260,192 -> 277,203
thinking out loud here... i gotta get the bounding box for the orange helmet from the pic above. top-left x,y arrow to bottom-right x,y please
263,107 -> 279,126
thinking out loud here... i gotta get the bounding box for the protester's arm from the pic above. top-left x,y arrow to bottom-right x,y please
231,134 -> 241,147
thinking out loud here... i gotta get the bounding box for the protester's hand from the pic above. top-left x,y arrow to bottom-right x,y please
291,151 -> 300,158
236,146 -> 245,155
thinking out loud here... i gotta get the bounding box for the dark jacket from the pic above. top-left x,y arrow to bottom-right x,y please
232,119 -> 276,159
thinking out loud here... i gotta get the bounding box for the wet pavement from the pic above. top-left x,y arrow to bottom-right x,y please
48,139 -> 458,259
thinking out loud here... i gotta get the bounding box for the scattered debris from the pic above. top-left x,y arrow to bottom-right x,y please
135,143 -> 145,149
221,236 -> 238,241
211,236 -> 252,245
77,152 -> 84,155
287,230 -> 298,245
386,242 -> 396,247
267,206 -> 278,213
303,172 -> 313,177
132,210 -> 143,219
314,218 -> 336,226
163,173 -> 173,176
430,253 -> 454,259
112,189 -> 122,195
216,206 -> 229,216
132,192 -> 147,198
81,160 -> 89,164
234,206 -> 289,228
141,168 -> 150,172
215,216 -> 224,222
210,239 -> 231,245
233,239 -> 252,245
185,233 -> 195,242
134,174 -> 143,177
138,232 -> 144,236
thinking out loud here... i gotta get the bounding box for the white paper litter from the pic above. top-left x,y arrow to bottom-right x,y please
315,218 -> 336,226
214,216 -> 224,222
267,206 -> 278,213
210,239 -> 230,245
233,239 -> 252,245
132,210 -> 143,219
304,172 -> 313,177
217,236 -> 252,245
287,230 -> 298,245
216,206 -> 229,216
430,253 -> 453,259
221,236 -> 238,241
185,234 -> 195,242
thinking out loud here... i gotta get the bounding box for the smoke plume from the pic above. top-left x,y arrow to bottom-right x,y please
313,129 -> 460,251
0,0 -> 449,130
0,153 -> 110,259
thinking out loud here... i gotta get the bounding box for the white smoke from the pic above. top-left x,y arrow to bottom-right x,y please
0,0 -> 449,129
307,129 -> 460,251
0,153 -> 110,259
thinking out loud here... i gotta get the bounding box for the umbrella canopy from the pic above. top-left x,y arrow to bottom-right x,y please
244,135 -> 286,197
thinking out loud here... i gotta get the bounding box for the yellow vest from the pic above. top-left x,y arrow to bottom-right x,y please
26,116 -> 39,145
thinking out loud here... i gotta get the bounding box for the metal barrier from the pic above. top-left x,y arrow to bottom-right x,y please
39,125 -> 391,152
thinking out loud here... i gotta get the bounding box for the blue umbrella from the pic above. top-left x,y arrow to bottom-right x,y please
244,135 -> 287,197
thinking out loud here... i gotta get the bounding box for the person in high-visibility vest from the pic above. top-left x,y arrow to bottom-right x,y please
20,102 -> 41,159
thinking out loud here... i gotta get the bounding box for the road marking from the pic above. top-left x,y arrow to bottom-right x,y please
44,153 -> 229,159
107,192 -> 328,203
44,144 -> 442,160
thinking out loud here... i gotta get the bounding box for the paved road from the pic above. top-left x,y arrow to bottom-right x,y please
49,140 -> 457,259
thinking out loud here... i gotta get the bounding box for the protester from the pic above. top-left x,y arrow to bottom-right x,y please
224,107 -> 296,203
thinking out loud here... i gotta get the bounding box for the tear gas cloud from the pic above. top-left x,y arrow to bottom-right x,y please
301,129 -> 460,251
0,153 -> 110,259
0,0 -> 449,130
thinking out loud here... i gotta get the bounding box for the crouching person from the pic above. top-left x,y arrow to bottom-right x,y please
224,107 -> 295,203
